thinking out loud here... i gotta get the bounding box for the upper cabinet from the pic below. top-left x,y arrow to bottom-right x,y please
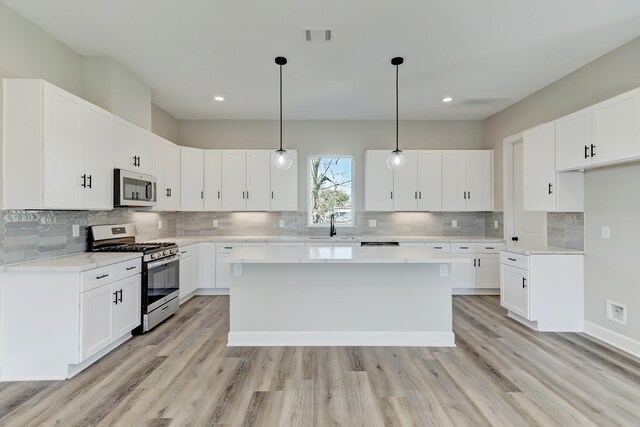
442,150 -> 493,211
364,149 -> 491,212
523,122 -> 583,212
246,151 -> 271,211
204,150 -> 222,211
180,147 -> 205,211
3,79 -> 114,210
113,117 -> 153,175
164,142 -> 181,211
556,87 -> 640,172
270,150 -> 298,211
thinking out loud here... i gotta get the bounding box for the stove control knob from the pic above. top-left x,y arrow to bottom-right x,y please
163,250 -> 170,256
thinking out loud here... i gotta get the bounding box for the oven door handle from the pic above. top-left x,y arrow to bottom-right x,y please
146,255 -> 180,269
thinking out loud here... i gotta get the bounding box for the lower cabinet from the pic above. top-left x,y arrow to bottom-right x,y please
451,243 -> 504,292
216,243 -> 241,288
81,275 -> 141,360
178,244 -> 199,301
500,250 -> 584,331
198,243 -> 216,289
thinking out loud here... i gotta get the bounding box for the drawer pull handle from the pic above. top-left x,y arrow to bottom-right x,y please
96,274 -> 109,279
181,251 -> 187,254
486,247 -> 494,249
162,306 -> 169,312
224,246 -> 233,249
507,257 -> 516,262
126,266 -> 137,271
460,246 -> 469,249
434,246 -> 443,249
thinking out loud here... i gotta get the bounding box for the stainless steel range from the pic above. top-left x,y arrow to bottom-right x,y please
90,224 -> 180,334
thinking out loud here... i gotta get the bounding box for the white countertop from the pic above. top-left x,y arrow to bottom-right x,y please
501,245 -> 584,255
220,246 -> 472,264
2,252 -> 142,273
151,235 -> 505,247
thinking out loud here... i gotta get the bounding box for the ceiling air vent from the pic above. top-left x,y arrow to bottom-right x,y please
454,98 -> 511,108
303,28 -> 333,43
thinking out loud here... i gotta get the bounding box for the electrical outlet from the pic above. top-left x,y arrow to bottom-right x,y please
452,220 -> 458,228
213,220 -> 219,228
233,264 -> 243,276
494,220 -> 499,229
72,224 -> 80,237
601,226 -> 611,239
439,264 -> 449,277
158,220 -> 163,229
369,219 -> 377,228
606,300 -> 627,325
279,220 -> 285,228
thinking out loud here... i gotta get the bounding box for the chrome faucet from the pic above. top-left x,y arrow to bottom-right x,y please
330,213 -> 337,237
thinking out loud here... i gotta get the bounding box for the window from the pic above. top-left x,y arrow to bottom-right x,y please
308,156 -> 353,226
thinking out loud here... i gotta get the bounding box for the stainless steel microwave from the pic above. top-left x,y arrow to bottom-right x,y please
114,169 -> 157,207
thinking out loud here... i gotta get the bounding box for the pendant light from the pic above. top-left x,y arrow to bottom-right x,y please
271,56 -> 293,170
387,57 -> 406,170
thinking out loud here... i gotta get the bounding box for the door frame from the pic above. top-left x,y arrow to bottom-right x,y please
502,132 -> 547,245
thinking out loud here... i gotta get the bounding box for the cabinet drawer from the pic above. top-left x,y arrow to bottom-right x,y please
242,242 -> 268,247
115,258 -> 141,281
399,243 -> 425,247
477,243 -> 505,254
178,244 -> 197,258
451,243 -> 476,253
81,265 -> 116,292
500,251 -> 529,270
424,243 -> 451,252
217,243 -> 240,253
268,242 -> 305,247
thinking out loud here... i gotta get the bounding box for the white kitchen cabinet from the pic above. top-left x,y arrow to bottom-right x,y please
450,242 -> 503,292
442,151 -> 493,211
246,150 -> 271,211
476,254 -> 501,289
271,150 -> 298,211
364,150 -> 394,211
216,243 -> 240,288
3,79 -> 113,210
113,117 -> 152,175
417,151 -> 442,211
80,284 -> 115,360
179,250 -> 193,301
164,141 -> 181,211
204,150 -> 222,211
523,122 -> 584,212
500,250 -> 584,331
392,150 -> 418,211
555,107 -> 593,171
151,135 -> 167,211
113,275 -> 142,337
221,151 -> 247,211
180,147 -> 205,211
500,264 -> 530,319
450,243 -> 477,289
591,87 -> 640,166
198,242 -> 216,289
1,257 -> 141,380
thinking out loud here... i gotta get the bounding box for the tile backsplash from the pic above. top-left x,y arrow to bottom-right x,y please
177,211 -> 488,238
0,208 -> 585,266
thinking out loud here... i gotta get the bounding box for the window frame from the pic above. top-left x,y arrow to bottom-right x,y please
306,154 -> 355,227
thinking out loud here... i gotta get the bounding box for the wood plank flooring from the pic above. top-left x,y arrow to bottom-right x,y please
1,295 -> 640,426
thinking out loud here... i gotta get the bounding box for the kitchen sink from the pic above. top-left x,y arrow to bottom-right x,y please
309,236 -> 357,240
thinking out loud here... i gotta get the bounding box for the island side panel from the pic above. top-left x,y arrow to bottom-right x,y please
228,263 -> 454,347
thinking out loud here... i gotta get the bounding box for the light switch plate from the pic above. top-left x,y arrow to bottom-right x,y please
601,226 -> 611,239
213,220 -> 219,227
233,264 -> 242,276
158,220 -> 163,229
72,224 -> 80,237
369,219 -> 377,228
494,220 -> 499,229
439,264 -> 449,277
279,220 -> 285,228
452,220 -> 458,228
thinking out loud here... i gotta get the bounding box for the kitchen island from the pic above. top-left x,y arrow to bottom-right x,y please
223,246 -> 469,347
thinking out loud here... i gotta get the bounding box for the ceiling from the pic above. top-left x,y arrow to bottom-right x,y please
4,0 -> 640,120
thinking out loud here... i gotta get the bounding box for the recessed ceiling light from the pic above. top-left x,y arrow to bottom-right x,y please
214,96 -> 224,102
442,96 -> 454,103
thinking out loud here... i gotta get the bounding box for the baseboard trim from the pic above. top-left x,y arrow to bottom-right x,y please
227,331 -> 455,347
196,288 -> 230,296
453,288 -> 500,296
583,321 -> 640,359
507,311 -> 539,331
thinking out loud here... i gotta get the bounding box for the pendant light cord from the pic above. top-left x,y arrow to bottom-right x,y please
279,63 -> 283,151
395,62 -> 399,151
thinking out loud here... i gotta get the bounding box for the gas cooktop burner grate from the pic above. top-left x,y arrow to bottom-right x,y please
94,242 -> 177,253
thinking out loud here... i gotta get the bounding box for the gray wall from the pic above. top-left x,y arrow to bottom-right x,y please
484,36 -> 640,343
584,164 -> 640,342
152,103 -> 179,142
178,119 -> 485,212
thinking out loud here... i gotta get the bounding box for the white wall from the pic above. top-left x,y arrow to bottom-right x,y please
178,119 -> 485,211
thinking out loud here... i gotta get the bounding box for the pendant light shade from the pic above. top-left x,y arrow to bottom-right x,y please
387,57 -> 406,171
271,56 -> 293,170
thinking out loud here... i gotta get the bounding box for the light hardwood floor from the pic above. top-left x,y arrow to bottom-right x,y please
1,295 -> 640,426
